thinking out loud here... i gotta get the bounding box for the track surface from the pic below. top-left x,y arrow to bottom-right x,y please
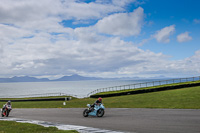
8,108 -> 200,133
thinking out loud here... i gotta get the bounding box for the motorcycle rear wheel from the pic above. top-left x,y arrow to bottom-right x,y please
83,109 -> 89,117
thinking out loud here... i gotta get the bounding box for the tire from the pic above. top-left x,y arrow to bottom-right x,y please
83,109 -> 89,117
97,109 -> 104,117
6,111 -> 9,117
1,110 -> 4,117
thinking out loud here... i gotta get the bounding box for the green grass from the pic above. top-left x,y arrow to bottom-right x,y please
0,97 -> 94,108
0,96 -> 78,100
0,121 -> 78,133
1,86 -> 200,109
102,86 -> 200,109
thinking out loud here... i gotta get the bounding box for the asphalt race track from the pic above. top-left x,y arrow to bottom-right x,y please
5,108 -> 200,133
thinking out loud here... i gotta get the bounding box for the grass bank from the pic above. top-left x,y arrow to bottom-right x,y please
102,86 -> 200,109
1,86 -> 200,109
0,121 -> 78,133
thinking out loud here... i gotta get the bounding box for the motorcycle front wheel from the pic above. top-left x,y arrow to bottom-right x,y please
83,109 -> 89,117
6,110 -> 9,117
1,110 -> 4,117
97,109 -> 104,117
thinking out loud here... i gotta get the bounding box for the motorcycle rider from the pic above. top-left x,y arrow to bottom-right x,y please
89,97 -> 102,112
2,100 -> 12,115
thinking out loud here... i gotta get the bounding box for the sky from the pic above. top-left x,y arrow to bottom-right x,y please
0,0 -> 200,79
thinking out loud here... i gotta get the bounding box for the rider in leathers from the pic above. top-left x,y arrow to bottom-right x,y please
2,100 -> 12,115
89,97 -> 102,112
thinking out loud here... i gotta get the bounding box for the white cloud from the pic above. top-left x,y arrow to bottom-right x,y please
0,22 -> 170,78
112,0 -> 137,6
177,32 -> 192,43
154,25 -> 175,43
95,7 -> 144,36
0,0 -> 59,23
0,23 -> 199,78
164,50 -> 200,76
61,0 -> 125,21
0,0 -> 199,79
0,0 -> 129,29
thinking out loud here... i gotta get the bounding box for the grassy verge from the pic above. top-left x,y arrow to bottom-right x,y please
0,96 -> 78,100
0,121 -> 78,133
0,97 -> 94,108
102,86 -> 200,109
1,86 -> 200,109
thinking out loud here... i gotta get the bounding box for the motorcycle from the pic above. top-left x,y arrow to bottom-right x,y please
83,103 -> 105,117
1,105 -> 12,117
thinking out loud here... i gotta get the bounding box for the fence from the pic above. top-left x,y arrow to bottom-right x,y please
87,76 -> 200,97
0,92 -> 77,98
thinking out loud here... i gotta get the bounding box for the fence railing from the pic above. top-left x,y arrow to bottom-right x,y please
87,76 -> 200,97
0,92 -> 77,98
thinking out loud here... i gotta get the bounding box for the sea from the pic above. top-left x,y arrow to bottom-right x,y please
0,79 -> 154,98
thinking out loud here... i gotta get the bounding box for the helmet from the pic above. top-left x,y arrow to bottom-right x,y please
98,97 -> 102,102
7,100 -> 11,105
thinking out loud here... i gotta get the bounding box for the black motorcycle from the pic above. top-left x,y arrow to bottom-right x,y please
1,105 -> 12,117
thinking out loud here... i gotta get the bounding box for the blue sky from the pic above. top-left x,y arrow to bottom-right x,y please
0,0 -> 200,79
139,0 -> 200,60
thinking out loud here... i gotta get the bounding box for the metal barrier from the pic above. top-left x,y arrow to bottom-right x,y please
87,76 -> 200,97
0,92 -> 77,98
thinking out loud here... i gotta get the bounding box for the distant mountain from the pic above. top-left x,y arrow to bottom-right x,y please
54,74 -> 103,81
0,74 -> 103,83
0,76 -> 50,83
0,74 -> 168,83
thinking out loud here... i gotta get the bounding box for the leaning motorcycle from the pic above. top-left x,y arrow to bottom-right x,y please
1,105 -> 12,117
83,103 -> 105,117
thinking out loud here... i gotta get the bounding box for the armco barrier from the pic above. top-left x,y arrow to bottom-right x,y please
0,92 -> 77,99
87,76 -> 200,97
0,97 -> 71,102
90,82 -> 200,98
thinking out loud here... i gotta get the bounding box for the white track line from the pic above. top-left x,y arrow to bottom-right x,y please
0,118 -> 131,133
